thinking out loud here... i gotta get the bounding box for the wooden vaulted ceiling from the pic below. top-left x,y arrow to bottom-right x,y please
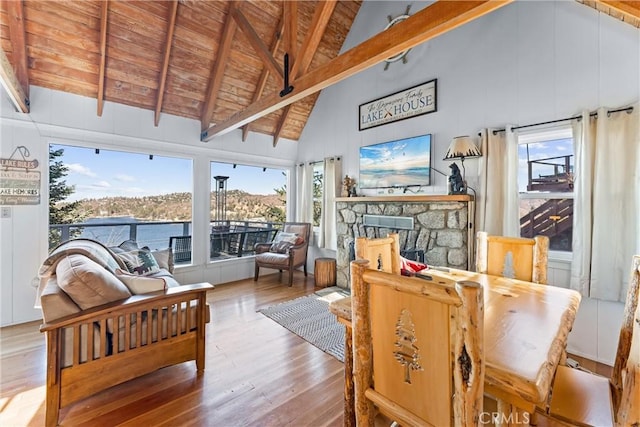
1,1 -> 639,146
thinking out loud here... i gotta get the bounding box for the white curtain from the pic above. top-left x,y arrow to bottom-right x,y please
503,126 -> 520,237
295,163 -> 314,225
571,104 -> 640,301
477,126 -> 519,237
319,157 -> 342,250
570,110 -> 594,296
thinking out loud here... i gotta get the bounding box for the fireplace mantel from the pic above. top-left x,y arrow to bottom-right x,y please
336,195 -> 473,203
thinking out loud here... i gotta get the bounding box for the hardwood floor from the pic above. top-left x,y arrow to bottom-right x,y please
1,272 -> 346,427
0,271 -> 613,426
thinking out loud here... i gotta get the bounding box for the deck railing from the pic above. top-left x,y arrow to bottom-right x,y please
49,219 -> 283,263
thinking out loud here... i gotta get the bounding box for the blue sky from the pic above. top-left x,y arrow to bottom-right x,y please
52,144 -> 286,201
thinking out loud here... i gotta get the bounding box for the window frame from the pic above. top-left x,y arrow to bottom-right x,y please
517,126 -> 574,256
312,162 -> 324,230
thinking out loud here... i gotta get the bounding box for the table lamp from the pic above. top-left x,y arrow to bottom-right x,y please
443,136 -> 481,194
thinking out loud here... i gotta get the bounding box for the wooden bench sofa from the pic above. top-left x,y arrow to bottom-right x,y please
37,239 -> 213,426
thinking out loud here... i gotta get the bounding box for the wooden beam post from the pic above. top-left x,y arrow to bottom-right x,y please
154,0 -> 179,127
0,48 -> 29,113
202,0 -> 513,141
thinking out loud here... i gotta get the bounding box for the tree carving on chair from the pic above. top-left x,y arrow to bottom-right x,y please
502,251 -> 515,279
377,253 -> 383,270
393,309 -> 424,384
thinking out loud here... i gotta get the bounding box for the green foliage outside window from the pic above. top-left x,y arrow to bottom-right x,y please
49,147 -> 85,248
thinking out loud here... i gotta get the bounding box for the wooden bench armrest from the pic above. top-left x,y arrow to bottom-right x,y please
40,282 -> 213,332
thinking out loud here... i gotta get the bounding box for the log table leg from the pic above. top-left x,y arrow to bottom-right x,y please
337,320 -> 355,427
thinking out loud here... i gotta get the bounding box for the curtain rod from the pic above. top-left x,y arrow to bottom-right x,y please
486,106 -> 634,135
298,156 -> 341,167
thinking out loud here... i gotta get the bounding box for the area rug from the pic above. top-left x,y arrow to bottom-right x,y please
258,293 -> 347,362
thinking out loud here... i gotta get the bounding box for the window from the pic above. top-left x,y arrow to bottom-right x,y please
48,143 -> 192,251
209,162 -> 287,260
517,128 -> 574,252
312,162 -> 323,227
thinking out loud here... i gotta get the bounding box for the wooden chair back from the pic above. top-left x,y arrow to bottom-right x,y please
355,233 -> 401,275
476,231 -> 549,284
611,254 -> 640,423
350,259 -> 484,426
548,255 -> 639,426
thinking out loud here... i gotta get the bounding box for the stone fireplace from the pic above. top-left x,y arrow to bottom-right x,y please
335,195 -> 475,288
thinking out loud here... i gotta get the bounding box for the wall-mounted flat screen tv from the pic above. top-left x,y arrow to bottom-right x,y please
359,134 -> 432,189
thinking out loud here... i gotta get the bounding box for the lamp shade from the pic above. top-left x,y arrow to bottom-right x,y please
443,136 -> 481,160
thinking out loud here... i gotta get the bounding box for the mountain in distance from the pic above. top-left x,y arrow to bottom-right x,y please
75,190 -> 285,222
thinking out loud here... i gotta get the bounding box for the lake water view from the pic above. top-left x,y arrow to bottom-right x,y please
79,217 -> 189,250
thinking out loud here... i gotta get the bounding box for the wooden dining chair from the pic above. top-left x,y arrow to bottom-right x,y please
545,255 -> 640,427
350,259 -> 484,426
476,231 -> 550,284
355,233 -> 401,275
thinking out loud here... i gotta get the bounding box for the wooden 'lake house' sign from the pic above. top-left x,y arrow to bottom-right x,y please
359,79 -> 437,131
0,146 -> 41,205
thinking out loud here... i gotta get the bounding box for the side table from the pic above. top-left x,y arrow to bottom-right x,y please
314,257 -> 336,288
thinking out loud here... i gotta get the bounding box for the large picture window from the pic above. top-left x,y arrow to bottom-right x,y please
517,128 -> 574,252
48,143 -> 192,251
208,162 -> 287,260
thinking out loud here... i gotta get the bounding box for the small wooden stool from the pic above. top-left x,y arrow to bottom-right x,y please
314,257 -> 336,288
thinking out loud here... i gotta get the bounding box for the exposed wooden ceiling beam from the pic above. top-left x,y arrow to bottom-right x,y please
232,7 -> 283,80
242,18 -> 284,142
97,0 -> 108,116
274,0 -> 337,146
202,0 -> 513,141
3,0 -> 29,112
290,0 -> 336,81
201,2 -> 239,130
154,0 -> 179,127
0,48 -> 29,112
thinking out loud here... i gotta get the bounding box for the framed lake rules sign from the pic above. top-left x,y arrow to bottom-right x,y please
359,79 -> 437,131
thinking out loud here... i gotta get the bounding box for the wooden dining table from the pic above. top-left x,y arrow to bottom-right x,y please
329,267 -> 582,427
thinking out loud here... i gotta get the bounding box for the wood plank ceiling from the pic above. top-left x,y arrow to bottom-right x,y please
0,0 -> 361,145
1,1 -> 639,145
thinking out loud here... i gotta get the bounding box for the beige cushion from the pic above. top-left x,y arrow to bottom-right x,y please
147,269 -> 181,288
549,365 -> 614,427
115,269 -> 166,294
151,248 -> 174,274
116,301 -> 211,352
256,252 -> 290,266
61,323 -> 102,368
39,278 -> 81,323
56,254 -> 131,310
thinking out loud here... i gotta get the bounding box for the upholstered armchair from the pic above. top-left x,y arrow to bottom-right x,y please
253,222 -> 311,287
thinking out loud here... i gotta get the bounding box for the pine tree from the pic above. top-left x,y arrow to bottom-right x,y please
49,147 -> 85,248
393,309 -> 423,384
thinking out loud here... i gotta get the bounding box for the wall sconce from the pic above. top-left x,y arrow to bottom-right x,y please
263,167 -> 267,172
95,149 -> 100,154
233,164 -> 237,168
443,136 -> 481,194
149,155 -> 154,160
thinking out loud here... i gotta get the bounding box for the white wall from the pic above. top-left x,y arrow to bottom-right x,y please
297,0 -> 639,365
0,86 -> 299,326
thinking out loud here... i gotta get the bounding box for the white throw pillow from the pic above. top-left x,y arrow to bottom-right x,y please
115,269 -> 167,295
